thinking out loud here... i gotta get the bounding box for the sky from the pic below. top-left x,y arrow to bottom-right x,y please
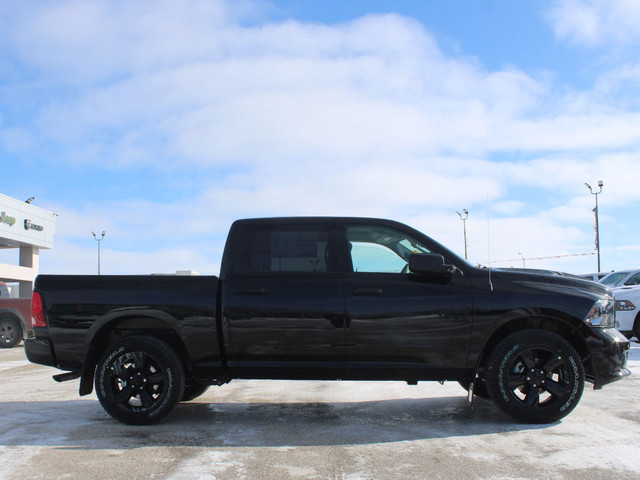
1,0 -> 640,276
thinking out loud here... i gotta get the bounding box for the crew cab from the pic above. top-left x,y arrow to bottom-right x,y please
25,217 -> 630,425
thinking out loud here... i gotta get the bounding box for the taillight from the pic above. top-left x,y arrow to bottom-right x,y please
32,291 -> 46,327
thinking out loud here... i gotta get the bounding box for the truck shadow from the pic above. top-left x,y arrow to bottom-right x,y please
1,395 -> 551,449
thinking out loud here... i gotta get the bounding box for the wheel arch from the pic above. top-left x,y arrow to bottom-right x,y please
79,310 -> 191,396
475,315 -> 591,378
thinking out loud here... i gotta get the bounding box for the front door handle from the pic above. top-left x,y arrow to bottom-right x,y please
353,288 -> 383,296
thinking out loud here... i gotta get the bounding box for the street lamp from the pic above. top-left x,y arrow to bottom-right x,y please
518,252 -> 525,268
456,209 -> 469,260
585,180 -> 603,272
92,231 -> 106,275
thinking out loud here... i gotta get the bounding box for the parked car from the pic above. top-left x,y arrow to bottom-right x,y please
600,269 -> 640,288
579,272 -> 610,282
613,285 -> 640,341
0,281 -> 32,348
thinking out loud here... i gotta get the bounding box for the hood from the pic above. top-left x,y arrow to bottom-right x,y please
612,284 -> 640,300
490,267 -> 612,298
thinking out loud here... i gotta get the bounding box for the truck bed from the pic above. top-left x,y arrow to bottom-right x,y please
31,275 -> 222,375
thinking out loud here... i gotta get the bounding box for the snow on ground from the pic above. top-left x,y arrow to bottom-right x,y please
1,340 -> 639,480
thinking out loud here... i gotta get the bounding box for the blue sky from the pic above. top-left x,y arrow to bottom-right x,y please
1,0 -> 640,275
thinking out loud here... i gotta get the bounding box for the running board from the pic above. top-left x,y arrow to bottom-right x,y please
53,371 -> 81,382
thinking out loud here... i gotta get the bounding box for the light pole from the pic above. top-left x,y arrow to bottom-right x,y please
585,180 -> 603,272
456,209 -> 469,260
518,252 -> 525,268
92,231 -> 106,275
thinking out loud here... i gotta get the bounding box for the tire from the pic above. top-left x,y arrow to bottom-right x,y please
458,378 -> 490,399
181,381 -> 210,402
0,316 -> 22,348
95,336 -> 185,425
485,330 -> 584,424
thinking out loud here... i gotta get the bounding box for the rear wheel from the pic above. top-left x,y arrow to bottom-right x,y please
0,316 -> 22,348
95,336 -> 185,425
486,330 -> 584,424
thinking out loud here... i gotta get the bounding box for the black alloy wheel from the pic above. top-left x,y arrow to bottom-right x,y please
0,317 -> 22,348
95,336 -> 185,425
486,330 -> 584,424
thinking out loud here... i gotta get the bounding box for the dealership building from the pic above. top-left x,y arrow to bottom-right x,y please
0,193 -> 56,298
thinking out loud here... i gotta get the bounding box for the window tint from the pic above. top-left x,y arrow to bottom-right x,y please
249,225 -> 331,272
601,272 -> 630,286
625,273 -> 640,286
346,225 -> 431,273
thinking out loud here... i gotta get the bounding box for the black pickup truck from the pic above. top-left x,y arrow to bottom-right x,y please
26,217 -> 630,425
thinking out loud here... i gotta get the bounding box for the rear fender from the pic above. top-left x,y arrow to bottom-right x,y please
79,309 -> 184,396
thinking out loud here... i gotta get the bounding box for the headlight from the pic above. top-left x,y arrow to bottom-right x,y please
615,300 -> 636,311
584,298 -> 616,327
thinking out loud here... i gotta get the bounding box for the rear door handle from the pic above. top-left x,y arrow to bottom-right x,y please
353,288 -> 383,296
237,288 -> 266,295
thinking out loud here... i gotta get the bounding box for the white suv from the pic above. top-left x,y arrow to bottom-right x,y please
601,269 -> 640,288
613,285 -> 640,341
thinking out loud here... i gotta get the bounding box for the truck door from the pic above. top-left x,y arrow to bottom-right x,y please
341,223 -> 473,379
223,222 -> 346,377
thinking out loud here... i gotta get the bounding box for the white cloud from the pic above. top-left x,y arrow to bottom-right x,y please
3,5 -> 548,168
13,3 -> 638,176
2,1 -> 640,276
547,0 -> 640,48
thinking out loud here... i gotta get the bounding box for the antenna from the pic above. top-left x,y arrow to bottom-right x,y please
486,196 -> 494,292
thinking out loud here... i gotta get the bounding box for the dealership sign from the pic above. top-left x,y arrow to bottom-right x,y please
0,194 -> 55,249
1,211 -> 16,227
24,219 -> 44,232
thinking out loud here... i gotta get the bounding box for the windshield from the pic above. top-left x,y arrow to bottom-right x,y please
600,272 -> 630,286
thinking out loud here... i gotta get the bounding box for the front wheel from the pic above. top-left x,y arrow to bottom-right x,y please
95,336 -> 185,425
485,330 -> 584,424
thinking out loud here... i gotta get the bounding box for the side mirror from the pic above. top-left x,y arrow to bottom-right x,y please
409,253 -> 457,275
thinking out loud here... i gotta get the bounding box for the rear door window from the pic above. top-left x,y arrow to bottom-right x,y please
249,225 -> 335,273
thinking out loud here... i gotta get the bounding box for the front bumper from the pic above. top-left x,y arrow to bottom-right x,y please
587,328 -> 631,389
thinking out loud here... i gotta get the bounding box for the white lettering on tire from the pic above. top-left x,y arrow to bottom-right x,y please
498,344 -> 519,402
560,355 -> 579,412
99,346 -> 125,398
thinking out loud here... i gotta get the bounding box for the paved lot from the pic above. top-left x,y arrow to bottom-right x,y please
1,340 -> 639,480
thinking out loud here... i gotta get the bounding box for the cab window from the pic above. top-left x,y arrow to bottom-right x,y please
249,225 -> 333,272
